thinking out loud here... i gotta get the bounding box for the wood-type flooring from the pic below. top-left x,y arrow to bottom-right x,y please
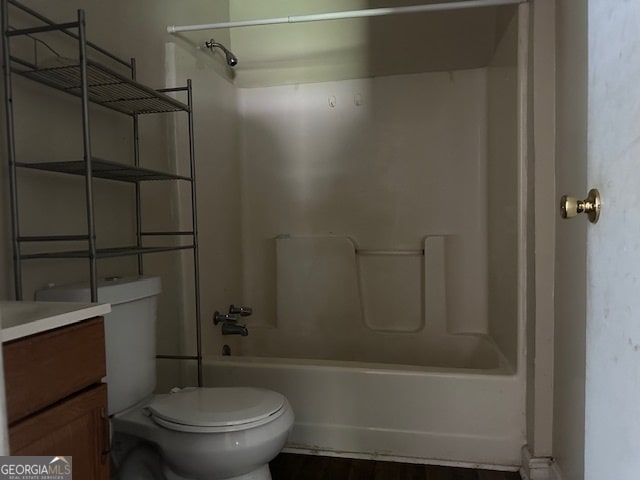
270,453 -> 522,480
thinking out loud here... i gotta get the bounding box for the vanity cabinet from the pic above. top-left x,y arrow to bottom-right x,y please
3,317 -> 109,479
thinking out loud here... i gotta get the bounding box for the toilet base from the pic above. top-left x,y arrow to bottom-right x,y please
219,464 -> 271,480
163,463 -> 271,480
118,443 -> 273,480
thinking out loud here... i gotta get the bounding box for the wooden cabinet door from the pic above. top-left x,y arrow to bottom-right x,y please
3,317 -> 106,425
9,384 -> 109,480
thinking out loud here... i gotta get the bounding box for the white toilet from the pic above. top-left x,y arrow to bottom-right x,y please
37,276 -> 294,480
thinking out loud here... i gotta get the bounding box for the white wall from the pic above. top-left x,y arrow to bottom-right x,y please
234,69 -> 500,364
165,33 -> 242,370
527,0 -> 556,459
487,11 -> 519,368
0,0 -> 240,389
229,0 -> 502,87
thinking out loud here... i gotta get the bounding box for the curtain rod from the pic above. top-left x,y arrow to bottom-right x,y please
167,0 -> 526,33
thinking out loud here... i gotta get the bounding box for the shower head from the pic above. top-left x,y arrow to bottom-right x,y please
205,38 -> 238,67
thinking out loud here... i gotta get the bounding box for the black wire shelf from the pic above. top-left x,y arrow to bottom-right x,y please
11,58 -> 189,115
21,244 -> 195,260
16,157 -> 192,183
4,0 -> 203,385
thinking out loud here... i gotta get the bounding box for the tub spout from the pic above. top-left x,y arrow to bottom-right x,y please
214,311 -> 238,325
221,322 -> 248,336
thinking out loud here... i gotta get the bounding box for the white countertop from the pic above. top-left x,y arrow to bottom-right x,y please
0,301 -> 111,342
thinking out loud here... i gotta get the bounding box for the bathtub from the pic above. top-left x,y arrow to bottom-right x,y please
203,344 -> 524,469
202,1 -> 529,470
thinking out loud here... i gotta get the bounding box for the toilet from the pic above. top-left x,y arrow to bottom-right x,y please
36,276 -> 294,480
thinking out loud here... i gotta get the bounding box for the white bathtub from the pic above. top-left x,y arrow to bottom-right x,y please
204,352 -> 525,469
202,2 -> 529,470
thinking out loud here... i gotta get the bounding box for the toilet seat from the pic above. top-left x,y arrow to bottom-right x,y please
147,387 -> 286,433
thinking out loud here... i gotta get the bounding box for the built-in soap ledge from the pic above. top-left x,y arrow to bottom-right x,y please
0,301 -> 111,342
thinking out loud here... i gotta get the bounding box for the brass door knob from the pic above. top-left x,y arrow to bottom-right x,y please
560,188 -> 601,223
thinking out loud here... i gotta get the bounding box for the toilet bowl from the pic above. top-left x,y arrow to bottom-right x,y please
36,276 -> 295,480
113,387 -> 294,480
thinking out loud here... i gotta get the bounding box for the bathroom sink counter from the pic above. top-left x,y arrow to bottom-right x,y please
0,301 -> 111,342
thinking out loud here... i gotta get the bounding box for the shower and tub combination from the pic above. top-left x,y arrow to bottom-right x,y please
168,0 -> 530,471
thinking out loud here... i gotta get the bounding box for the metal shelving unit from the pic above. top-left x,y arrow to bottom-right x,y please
16,158 -> 193,182
2,0 -> 204,385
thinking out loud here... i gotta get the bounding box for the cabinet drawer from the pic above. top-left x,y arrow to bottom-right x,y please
3,317 -> 106,424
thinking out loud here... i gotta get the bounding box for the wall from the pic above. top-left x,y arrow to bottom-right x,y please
0,0 -> 240,389
486,10 -> 519,368
553,0 -> 587,477
165,30 -> 242,371
526,0 -> 555,459
235,69 -> 495,363
229,0 -> 506,87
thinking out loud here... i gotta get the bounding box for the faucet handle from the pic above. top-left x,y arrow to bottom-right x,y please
213,311 -> 239,325
229,304 -> 252,317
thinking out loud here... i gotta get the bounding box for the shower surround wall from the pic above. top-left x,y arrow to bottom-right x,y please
237,70 -> 492,363
205,8 -> 525,467
487,6 -> 520,370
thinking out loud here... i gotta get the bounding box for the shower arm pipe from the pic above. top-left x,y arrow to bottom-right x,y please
167,0 -> 526,33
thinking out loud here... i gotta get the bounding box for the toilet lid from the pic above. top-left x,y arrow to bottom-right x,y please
147,387 -> 285,432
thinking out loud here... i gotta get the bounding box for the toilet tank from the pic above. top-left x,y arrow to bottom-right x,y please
36,276 -> 161,415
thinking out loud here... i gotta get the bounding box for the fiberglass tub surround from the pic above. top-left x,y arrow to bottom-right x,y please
230,22 -> 521,367
171,1 -> 526,469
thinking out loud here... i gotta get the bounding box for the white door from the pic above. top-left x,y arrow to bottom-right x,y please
584,1 -> 640,478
